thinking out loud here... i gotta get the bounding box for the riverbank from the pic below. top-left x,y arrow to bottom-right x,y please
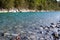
0,9 -> 52,13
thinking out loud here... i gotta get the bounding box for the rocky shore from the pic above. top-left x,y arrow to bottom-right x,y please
0,21 -> 60,40
20,21 -> 60,40
0,9 -> 50,13
0,11 -> 59,40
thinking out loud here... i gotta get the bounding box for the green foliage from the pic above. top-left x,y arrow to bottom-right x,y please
14,0 -> 21,9
0,0 -> 60,10
4,0 -> 14,9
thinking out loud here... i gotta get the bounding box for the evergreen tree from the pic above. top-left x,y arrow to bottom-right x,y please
4,0 -> 14,9
0,0 -> 60,10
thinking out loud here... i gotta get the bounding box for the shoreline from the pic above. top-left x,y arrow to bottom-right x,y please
0,9 -> 56,13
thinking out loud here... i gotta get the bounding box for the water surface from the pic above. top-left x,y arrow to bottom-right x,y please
0,12 -> 60,33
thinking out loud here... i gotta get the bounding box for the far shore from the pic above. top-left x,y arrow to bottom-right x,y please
0,9 -> 55,13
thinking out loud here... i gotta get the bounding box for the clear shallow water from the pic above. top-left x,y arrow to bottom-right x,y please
0,12 -> 60,40
0,12 -> 60,32
0,12 -> 60,26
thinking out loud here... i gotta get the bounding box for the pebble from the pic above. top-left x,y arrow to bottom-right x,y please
1,21 -> 60,40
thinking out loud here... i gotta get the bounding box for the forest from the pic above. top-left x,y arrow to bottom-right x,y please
0,0 -> 60,10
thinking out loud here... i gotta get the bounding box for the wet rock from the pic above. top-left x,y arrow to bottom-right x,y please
52,33 -> 59,40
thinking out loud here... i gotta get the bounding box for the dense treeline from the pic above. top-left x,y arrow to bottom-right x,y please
0,0 -> 60,10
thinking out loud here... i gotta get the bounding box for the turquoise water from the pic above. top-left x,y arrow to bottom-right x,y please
0,12 -> 60,33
